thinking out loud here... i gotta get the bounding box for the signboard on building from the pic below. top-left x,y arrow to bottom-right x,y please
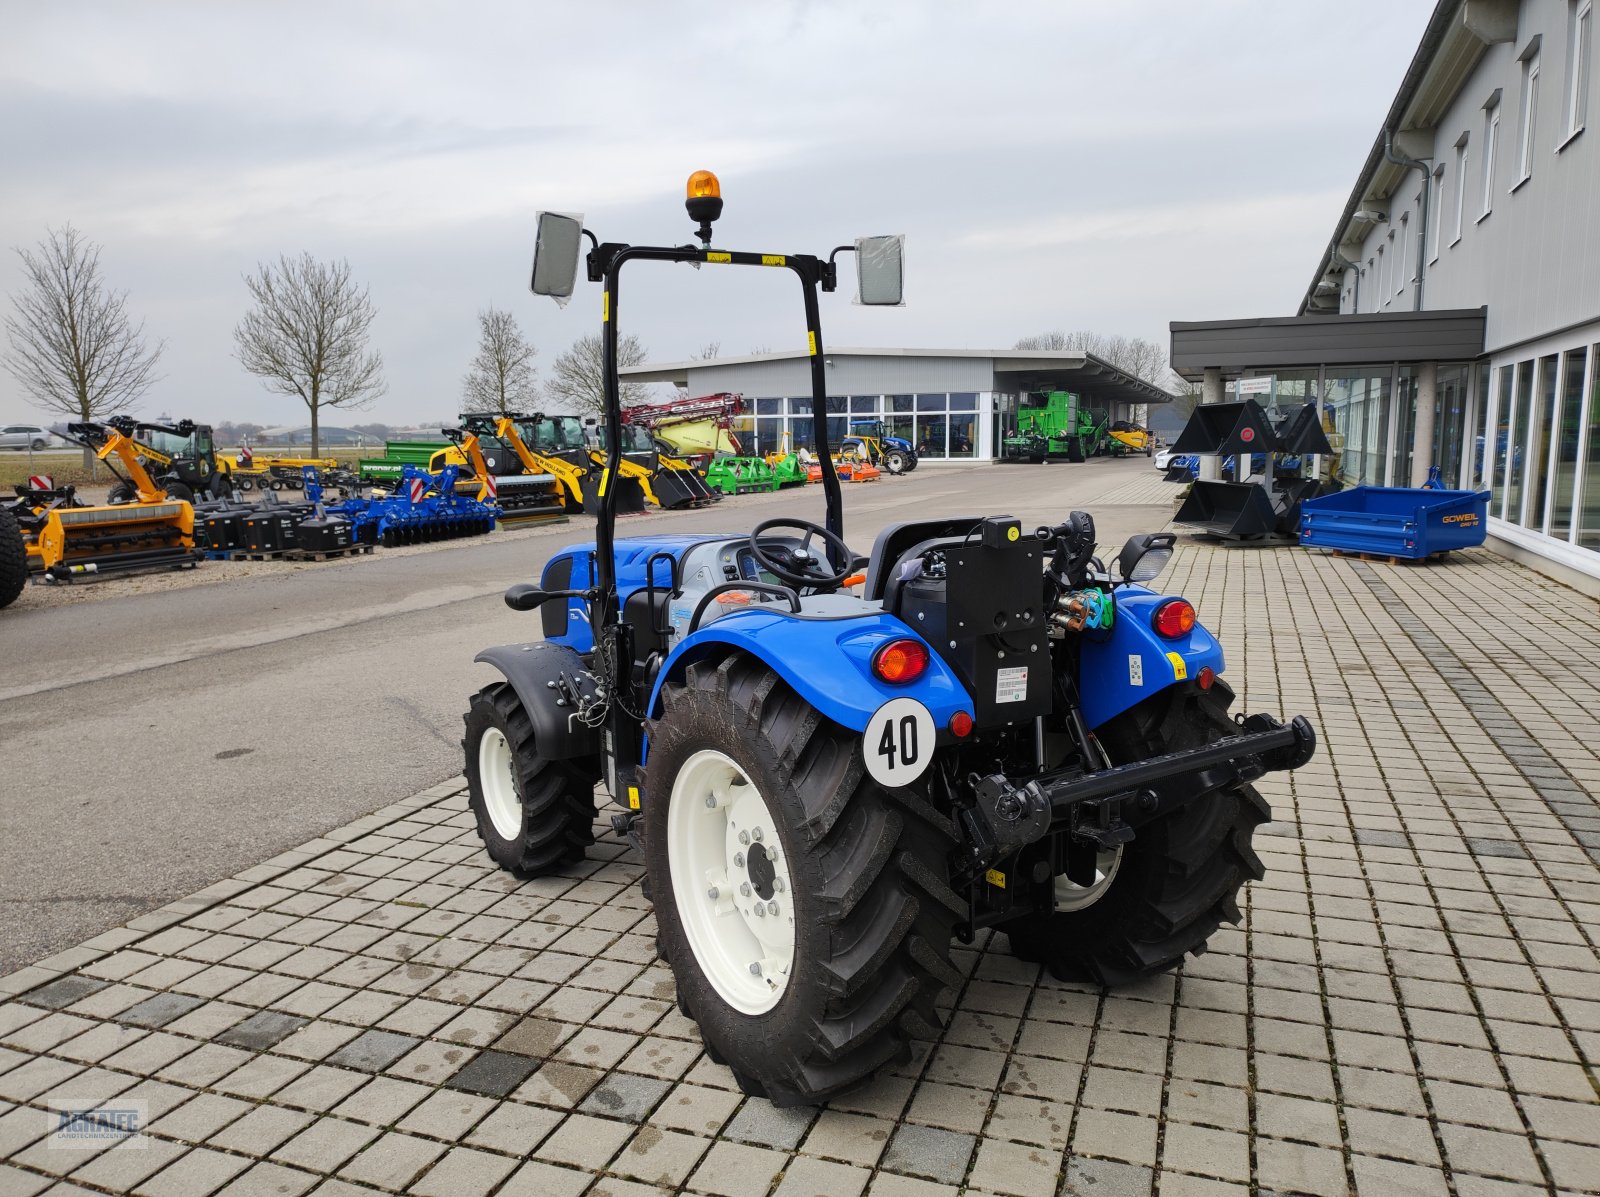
1236,376 -> 1273,395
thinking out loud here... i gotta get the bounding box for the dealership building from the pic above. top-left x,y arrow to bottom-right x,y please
625,348 -> 1172,462
1172,0 -> 1600,589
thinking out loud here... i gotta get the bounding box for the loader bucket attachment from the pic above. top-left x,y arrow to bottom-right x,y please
35,500 -> 196,580
1274,403 -> 1335,457
1174,480 -> 1281,540
581,470 -> 646,515
645,466 -> 705,509
1172,400 -> 1279,456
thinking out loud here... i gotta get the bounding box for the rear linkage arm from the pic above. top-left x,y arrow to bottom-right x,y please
957,713 -> 1316,879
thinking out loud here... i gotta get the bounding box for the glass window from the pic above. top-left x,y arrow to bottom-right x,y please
1526,355 -> 1560,528
1397,215 -> 1410,293
1434,365 -> 1471,489
755,397 -> 781,415
1552,347 -> 1589,537
1482,101 -> 1501,215
885,411 -> 915,446
1453,141 -> 1468,243
849,395 -> 879,413
1429,172 -> 1444,262
789,397 -> 812,414
889,394 -> 914,413
948,413 -> 976,458
1578,344 -> 1600,548
1503,361 -> 1535,521
1569,0 -> 1593,138
755,417 -> 784,455
1518,50 -> 1542,181
1324,368 -> 1393,486
915,393 -> 947,412
915,415 -> 947,457
948,392 -> 978,411
1393,367 -> 1417,484
790,416 -> 814,449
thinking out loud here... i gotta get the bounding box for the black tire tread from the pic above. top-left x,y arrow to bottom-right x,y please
463,682 -> 596,878
1003,693 -> 1268,986
0,506 -> 27,609
647,650 -> 959,1105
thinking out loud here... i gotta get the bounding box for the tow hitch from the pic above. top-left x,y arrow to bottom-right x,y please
960,713 -> 1316,873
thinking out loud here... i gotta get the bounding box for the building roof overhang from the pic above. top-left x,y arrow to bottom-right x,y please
624,347 -> 1175,406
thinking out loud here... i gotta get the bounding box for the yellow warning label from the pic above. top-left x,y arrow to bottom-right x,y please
707,251 -> 732,263
628,786 -> 640,810
761,254 -> 786,267
985,868 -> 1006,889
1006,526 -> 1020,541
601,291 -> 609,322
598,468 -> 610,497
1166,651 -> 1188,681
808,330 -> 818,356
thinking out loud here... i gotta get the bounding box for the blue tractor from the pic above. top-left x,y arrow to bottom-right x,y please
461,174 -> 1317,1106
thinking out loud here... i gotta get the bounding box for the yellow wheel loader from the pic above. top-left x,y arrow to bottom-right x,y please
31,423 -> 198,581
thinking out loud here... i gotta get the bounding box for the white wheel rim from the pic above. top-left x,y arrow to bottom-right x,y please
1054,845 -> 1124,912
667,749 -> 796,1015
478,727 -> 522,841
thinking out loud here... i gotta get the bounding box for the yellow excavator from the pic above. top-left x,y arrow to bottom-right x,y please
585,418 -> 717,508
437,426 -> 565,523
24,422 -> 198,581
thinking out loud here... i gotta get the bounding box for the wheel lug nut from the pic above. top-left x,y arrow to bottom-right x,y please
707,886 -> 719,901
767,901 -> 779,915
704,796 -> 716,809
749,962 -> 762,976
774,878 -> 785,893
738,830 -> 750,845
740,882 -> 752,897
754,905 -> 766,918
751,827 -> 764,842
733,852 -> 745,868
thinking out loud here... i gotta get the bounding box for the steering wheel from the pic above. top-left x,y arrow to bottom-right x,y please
747,517 -> 854,590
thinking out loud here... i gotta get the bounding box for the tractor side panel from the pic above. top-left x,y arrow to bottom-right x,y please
473,642 -> 603,761
1077,587 -> 1226,731
648,610 -> 973,734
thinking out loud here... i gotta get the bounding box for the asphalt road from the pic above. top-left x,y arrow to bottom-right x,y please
0,457 -> 1172,973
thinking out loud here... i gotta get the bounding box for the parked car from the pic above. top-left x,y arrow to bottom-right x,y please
0,424 -> 58,451
1154,448 -> 1179,471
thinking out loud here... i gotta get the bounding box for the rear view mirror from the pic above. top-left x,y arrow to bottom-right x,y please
530,212 -> 585,304
855,235 -> 905,306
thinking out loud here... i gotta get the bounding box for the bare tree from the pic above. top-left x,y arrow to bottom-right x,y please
690,341 -> 721,360
2,225 -> 164,464
544,332 -> 649,415
233,253 -> 385,455
1014,329 -> 1178,391
462,306 -> 538,414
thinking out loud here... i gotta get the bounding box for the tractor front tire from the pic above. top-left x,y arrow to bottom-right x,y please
106,481 -> 135,505
645,652 -> 962,1106
463,682 -> 597,878
0,506 -> 27,609
1001,688 -> 1268,986
164,481 -> 194,503
884,450 -> 908,475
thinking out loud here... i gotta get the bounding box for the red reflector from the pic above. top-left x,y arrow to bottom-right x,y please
949,711 -> 974,738
872,638 -> 929,684
1197,666 -> 1216,690
1153,599 -> 1196,639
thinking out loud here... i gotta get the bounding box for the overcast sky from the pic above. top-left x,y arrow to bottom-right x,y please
0,1 -> 1433,428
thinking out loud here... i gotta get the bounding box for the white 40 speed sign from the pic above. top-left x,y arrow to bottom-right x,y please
862,697 -> 936,788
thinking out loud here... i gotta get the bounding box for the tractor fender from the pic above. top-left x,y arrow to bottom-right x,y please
1077,587 -> 1226,731
474,642 -> 603,760
648,609 -> 973,735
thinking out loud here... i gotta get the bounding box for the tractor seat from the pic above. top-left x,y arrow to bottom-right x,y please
863,516 -> 983,602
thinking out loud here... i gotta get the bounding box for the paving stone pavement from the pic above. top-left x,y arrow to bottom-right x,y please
1,541 -> 1597,1196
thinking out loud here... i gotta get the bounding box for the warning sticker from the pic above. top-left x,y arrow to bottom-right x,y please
995,666 -> 1029,703
1128,654 -> 1145,687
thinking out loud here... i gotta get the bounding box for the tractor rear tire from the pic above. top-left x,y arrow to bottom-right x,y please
107,481 -> 135,505
645,652 -> 962,1106
463,682 -> 598,878
1001,687 -> 1268,986
0,506 -> 27,609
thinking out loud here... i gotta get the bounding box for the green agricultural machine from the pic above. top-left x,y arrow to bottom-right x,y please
704,456 -> 781,495
357,439 -> 451,485
1004,391 -> 1110,462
